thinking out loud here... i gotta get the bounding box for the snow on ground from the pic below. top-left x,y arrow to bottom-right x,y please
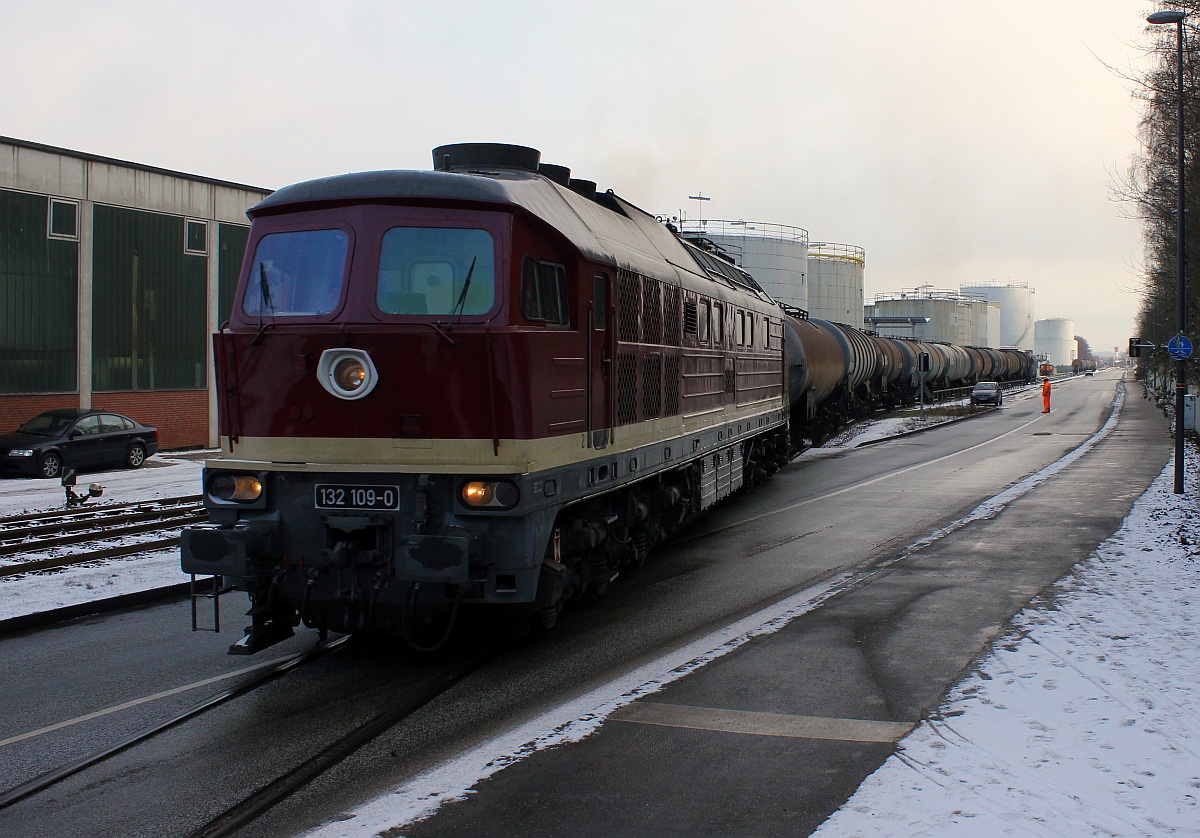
814,443 -> 1200,838
0,451 -> 209,621
0,449 -> 209,517
8,379 -> 1199,834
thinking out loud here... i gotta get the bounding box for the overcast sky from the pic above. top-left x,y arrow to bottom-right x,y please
5,1 -> 1161,352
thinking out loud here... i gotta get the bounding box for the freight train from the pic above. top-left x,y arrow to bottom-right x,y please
181,143 -> 1034,654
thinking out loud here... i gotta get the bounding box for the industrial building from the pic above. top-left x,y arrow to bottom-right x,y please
678,219 -> 865,328
959,280 -> 1036,351
1034,317 -> 1078,367
864,286 -> 997,346
677,219 -> 810,311
806,243 -> 865,328
0,137 -> 270,449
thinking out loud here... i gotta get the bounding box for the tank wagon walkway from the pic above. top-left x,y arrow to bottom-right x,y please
309,381 -> 1168,837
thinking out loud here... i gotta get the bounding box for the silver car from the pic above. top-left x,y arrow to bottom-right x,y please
970,381 -> 1003,406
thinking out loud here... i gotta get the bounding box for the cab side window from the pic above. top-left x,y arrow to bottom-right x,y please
522,257 -> 570,327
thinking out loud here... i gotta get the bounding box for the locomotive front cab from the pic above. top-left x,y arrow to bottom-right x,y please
181,171 -> 603,653
182,148 -> 792,655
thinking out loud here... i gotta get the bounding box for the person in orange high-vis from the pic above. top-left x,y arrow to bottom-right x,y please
1042,377 -> 1051,413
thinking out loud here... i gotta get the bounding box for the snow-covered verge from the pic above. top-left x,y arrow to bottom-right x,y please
813,444 -> 1200,838
0,452 -> 207,623
0,450 -> 207,517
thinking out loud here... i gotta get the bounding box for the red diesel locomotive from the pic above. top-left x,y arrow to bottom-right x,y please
181,143 -> 793,653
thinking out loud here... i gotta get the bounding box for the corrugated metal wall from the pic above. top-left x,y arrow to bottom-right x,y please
0,189 -> 78,394
92,205 -> 207,391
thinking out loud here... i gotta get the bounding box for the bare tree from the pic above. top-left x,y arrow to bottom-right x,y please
1125,3 -> 1200,379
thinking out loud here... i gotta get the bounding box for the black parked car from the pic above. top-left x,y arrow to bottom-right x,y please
969,381 -> 1003,406
0,409 -> 159,479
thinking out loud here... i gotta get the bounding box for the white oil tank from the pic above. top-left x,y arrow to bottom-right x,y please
960,281 -> 1036,351
678,219 -> 809,311
984,301 -> 1001,348
1034,317 -> 1077,367
808,242 -> 865,328
866,287 -> 991,345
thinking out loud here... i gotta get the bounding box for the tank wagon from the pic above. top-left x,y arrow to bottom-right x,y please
181,143 -> 1035,654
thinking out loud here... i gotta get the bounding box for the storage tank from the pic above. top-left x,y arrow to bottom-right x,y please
865,287 -> 990,345
1034,318 -> 1078,367
677,219 -> 809,311
984,301 -> 1002,348
807,243 -> 865,328
960,281 -> 1036,351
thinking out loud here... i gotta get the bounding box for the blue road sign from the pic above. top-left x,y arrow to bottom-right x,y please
1168,335 -> 1193,360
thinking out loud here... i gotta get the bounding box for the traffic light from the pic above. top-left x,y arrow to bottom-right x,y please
1129,337 -> 1142,358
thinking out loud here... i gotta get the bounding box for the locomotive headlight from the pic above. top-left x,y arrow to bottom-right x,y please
461,480 -> 520,509
333,357 -> 367,392
208,474 -> 264,502
317,348 -> 379,400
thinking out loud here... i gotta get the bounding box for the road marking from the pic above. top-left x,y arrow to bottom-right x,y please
0,655 -> 297,749
611,702 -> 912,743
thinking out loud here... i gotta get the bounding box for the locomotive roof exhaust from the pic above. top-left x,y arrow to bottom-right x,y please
568,178 -> 597,199
432,143 -> 541,172
431,143 -> 603,201
537,163 -> 571,185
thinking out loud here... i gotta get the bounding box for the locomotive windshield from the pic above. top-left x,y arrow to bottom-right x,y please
376,227 -> 495,316
243,228 -> 349,317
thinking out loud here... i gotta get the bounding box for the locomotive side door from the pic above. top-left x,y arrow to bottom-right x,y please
588,272 -> 613,449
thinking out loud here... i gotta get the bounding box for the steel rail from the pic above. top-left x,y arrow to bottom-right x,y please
0,495 -> 202,528
0,636 -> 351,811
0,537 -> 184,577
0,510 -> 205,557
0,502 -> 204,541
188,658 -> 484,838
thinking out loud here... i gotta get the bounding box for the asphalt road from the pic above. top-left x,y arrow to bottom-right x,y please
0,370 -> 1164,837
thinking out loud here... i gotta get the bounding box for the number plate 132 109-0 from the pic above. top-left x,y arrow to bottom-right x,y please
314,484 -> 400,511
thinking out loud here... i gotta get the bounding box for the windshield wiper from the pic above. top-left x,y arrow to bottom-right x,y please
253,262 -> 275,344
447,257 -> 476,331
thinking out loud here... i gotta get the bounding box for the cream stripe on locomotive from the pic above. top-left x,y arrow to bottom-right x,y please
212,395 -> 788,475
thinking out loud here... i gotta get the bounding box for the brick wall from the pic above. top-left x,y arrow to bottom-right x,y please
0,394 -> 79,436
0,390 -> 209,450
93,390 -> 209,450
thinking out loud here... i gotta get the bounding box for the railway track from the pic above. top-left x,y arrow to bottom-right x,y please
0,636 -> 483,837
188,658 -> 482,837
0,636 -> 352,811
0,495 -> 205,576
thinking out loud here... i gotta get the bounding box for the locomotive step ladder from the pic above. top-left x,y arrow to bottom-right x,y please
189,574 -> 233,632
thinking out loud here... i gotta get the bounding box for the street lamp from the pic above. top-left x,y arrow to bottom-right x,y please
1148,7 -> 1188,494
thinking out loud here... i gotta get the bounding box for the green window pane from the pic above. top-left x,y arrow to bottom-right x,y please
92,205 -> 207,391
0,189 -> 78,393
50,199 -> 78,238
